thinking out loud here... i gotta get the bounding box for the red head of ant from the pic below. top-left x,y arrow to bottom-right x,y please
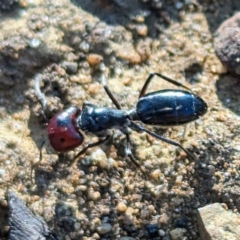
47,106 -> 84,152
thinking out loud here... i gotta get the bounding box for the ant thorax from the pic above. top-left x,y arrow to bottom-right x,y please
77,103 -> 131,136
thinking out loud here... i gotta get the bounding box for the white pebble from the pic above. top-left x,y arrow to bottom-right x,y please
175,1 -> 183,9
172,197 -> 184,206
90,149 -> 108,168
29,38 -> 41,48
74,222 -> 81,230
119,237 -> 136,240
170,228 -> 187,240
97,223 -> 112,234
158,229 -> 166,237
65,235 -> 71,240
0,169 -> 5,177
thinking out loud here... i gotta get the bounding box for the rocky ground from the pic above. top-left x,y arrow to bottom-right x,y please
1,0 -> 240,239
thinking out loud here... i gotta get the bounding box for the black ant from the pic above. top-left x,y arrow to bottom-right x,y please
33,72 -> 207,176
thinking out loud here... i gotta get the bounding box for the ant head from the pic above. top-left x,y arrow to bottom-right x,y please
47,106 -> 84,152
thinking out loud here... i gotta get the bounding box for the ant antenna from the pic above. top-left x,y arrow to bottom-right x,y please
31,138 -> 48,183
34,74 -> 48,122
32,74 -> 49,183
34,74 -> 47,109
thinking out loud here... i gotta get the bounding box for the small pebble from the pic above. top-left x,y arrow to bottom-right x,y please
78,185 -> 87,191
88,190 -> 101,201
97,223 -> 112,234
175,176 -> 183,185
92,233 -> 100,239
175,2 -> 183,9
221,203 -> 228,210
0,169 -> 5,177
116,46 -> 141,64
65,235 -> 71,240
154,184 -> 166,198
136,24 -> 148,37
28,38 -> 41,48
174,216 -> 189,228
158,229 -> 166,237
86,54 -> 103,66
169,228 -> 187,240
126,207 -> 135,215
119,237 -> 136,240
74,222 -> 81,230
70,74 -> 92,84
61,61 -> 78,74
117,202 -> 127,213
88,83 -> 101,96
140,209 -> 149,219
151,169 -> 161,180
172,197 -> 184,206
146,224 -> 159,237
79,41 -> 90,53
90,149 -> 108,168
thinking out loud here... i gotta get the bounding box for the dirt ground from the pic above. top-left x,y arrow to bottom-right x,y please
1,0 -> 240,239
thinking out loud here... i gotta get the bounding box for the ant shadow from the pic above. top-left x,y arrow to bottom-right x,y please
69,1 -> 240,41
30,127 -> 170,238
32,129 -> 146,189
183,63 -> 204,85
215,74 -> 240,116
0,41 -> 63,116
61,0 -> 205,78
0,1 -> 22,15
70,0 -> 180,40
53,202 -> 77,237
66,1 -> 240,87
198,0 -> 240,34
189,136 -> 240,209
0,203 -> 8,239
29,105 -> 240,237
33,160 -> 149,238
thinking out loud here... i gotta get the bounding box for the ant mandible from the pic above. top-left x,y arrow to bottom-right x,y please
34,71 -> 207,175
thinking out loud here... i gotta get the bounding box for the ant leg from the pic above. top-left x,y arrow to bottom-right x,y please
31,138 -> 48,183
124,133 -> 146,176
139,72 -> 192,98
34,74 -> 48,122
181,125 -> 188,141
70,135 -> 111,167
131,122 -> 196,161
100,75 -> 122,110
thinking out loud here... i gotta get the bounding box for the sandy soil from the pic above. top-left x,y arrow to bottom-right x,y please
1,0 -> 240,239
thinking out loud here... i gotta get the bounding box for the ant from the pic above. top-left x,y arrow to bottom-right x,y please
33,72 -> 207,176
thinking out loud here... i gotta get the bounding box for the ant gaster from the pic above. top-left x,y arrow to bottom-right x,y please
34,72 -> 207,174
